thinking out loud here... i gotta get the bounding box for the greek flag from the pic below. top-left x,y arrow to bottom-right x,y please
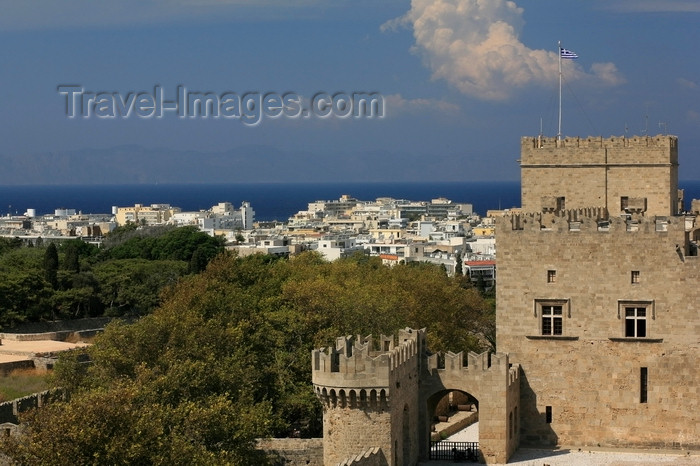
560,48 -> 578,59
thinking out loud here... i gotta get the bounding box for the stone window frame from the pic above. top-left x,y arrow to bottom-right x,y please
541,304 -> 563,335
631,270 -> 640,284
615,300 -> 655,340
526,299 -> 576,341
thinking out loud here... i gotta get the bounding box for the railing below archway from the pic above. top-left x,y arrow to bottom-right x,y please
429,441 -> 479,462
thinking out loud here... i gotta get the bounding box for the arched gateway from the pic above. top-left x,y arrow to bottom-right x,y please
312,328 -> 520,465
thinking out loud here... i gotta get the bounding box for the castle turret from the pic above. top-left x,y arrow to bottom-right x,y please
312,328 -> 425,466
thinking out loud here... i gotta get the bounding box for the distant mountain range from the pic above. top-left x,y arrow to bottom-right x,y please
0,145 -> 513,185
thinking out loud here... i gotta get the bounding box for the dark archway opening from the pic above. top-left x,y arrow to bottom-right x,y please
426,389 -> 479,462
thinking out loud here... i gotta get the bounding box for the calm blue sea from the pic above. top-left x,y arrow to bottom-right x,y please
1,181 -> 698,221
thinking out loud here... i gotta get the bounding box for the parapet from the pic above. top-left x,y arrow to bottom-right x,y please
520,134 -> 678,167
427,350 -> 508,372
692,199 -> 700,215
312,328 -> 425,396
498,209 -> 686,235
522,134 -> 678,150
426,350 -> 520,389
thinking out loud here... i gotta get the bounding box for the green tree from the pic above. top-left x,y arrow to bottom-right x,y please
93,259 -> 187,316
43,243 -> 59,290
60,239 -> 98,273
52,280 -> 101,319
188,246 -> 208,274
475,272 -> 486,294
1,382 -> 272,465
0,270 -> 52,327
0,236 -> 28,254
105,226 -> 224,265
62,241 -> 80,273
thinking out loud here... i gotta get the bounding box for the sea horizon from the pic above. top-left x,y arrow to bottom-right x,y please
1,180 -> 698,221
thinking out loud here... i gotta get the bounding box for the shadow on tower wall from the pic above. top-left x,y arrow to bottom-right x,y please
519,370 -> 558,447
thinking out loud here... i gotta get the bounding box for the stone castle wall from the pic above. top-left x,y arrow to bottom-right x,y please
321,407 -> 392,465
520,135 -> 679,216
496,213 -> 699,449
255,438 -> 323,466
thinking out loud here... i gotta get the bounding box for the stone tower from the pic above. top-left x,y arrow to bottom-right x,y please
311,329 -> 424,466
520,135 -> 680,216
496,133 -> 699,450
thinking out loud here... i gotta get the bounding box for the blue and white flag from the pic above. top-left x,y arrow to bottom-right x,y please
560,48 -> 578,59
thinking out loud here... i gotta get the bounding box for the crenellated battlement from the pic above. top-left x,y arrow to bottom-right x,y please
312,328 -> 425,407
522,134 -> 677,150
520,134 -> 678,168
426,351 -> 520,389
497,209 -> 687,236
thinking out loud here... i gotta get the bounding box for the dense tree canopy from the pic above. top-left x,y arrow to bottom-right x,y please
0,226 -> 226,328
0,251 -> 495,464
102,225 -> 225,263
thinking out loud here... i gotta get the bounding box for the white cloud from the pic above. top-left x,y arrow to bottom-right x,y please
590,63 -> 626,86
383,0 -> 625,101
677,77 -> 699,90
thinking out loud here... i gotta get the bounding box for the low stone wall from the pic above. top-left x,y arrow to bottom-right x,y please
0,360 -> 35,375
0,388 -> 67,424
338,447 -> 386,466
256,438 -> 323,466
431,411 -> 479,441
0,329 -> 101,342
435,391 -> 474,418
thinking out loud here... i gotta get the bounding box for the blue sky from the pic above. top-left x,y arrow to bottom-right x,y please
1,0 -> 700,182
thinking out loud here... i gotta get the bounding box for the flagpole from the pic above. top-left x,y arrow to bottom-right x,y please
558,40 -> 562,141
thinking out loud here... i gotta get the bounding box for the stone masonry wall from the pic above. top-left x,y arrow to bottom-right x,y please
496,214 -> 699,449
322,406 -> 391,465
520,135 -> 678,216
314,329 -> 524,465
255,438 -> 323,466
421,351 -> 520,464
